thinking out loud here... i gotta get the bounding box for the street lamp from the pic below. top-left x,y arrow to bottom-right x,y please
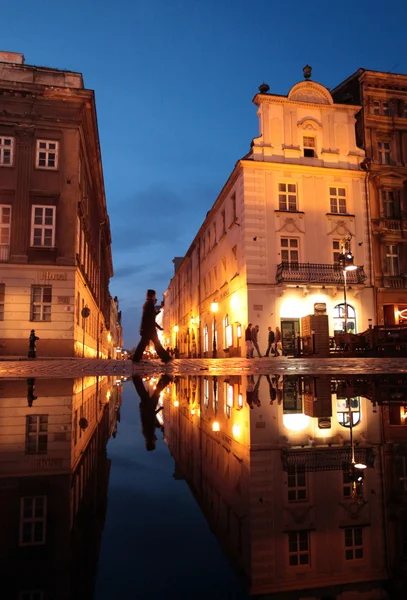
338,240 -> 357,333
210,302 -> 218,358
347,398 -> 367,503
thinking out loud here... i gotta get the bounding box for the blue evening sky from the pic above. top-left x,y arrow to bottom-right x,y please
3,0 -> 407,347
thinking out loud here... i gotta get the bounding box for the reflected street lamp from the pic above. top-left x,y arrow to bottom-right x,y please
347,398 -> 367,503
210,302 -> 218,358
338,239 -> 357,333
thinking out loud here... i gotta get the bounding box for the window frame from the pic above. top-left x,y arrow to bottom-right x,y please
280,237 -> 300,264
385,244 -> 400,275
344,526 -> 364,560
303,136 -> 316,158
36,139 -> 59,169
287,465 -> 307,502
30,205 -> 56,248
378,140 -> 391,165
0,204 -> 12,258
19,496 -> 47,546
278,182 -> 298,212
0,135 -> 14,166
329,186 -> 347,214
26,414 -> 48,454
288,530 -> 310,566
30,285 -> 52,322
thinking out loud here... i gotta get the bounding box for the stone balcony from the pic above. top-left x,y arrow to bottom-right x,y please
276,262 -> 367,285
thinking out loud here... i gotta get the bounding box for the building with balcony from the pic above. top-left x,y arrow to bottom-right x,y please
163,373 -> 407,598
0,51 -> 116,357
163,67 -> 374,357
332,69 -> 407,327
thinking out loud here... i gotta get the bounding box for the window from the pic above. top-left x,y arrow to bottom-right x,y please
372,101 -> 380,115
303,136 -> 316,157
31,286 -> 52,321
204,379 -> 209,408
225,314 -> 233,347
0,283 -> 4,320
378,141 -> 391,165
278,183 -> 297,211
0,136 -> 13,166
221,209 -> 226,234
281,238 -> 299,264
385,244 -> 400,275
26,415 -> 48,453
19,592 -> 44,600
342,469 -> 352,498
333,303 -> 357,334
0,205 -> 11,261
336,397 -> 360,427
381,189 -> 399,219
403,104 -> 407,119
333,240 -> 341,263
330,187 -> 347,214
19,496 -> 47,546
36,139 -> 59,169
231,193 -> 237,222
31,206 -> 56,247
371,100 -> 390,116
287,466 -> 307,501
212,222 -> 216,246
288,531 -> 310,566
203,324 -> 209,352
344,527 -> 363,560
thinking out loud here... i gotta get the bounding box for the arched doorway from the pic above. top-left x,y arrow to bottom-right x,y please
333,303 -> 357,334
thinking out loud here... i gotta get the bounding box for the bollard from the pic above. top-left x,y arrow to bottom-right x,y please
28,329 -> 39,359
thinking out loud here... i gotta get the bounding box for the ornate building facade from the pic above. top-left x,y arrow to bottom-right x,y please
163,68 -> 374,357
332,69 -> 407,328
0,51 -> 116,357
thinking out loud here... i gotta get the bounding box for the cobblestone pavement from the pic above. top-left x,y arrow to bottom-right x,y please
0,356 -> 407,378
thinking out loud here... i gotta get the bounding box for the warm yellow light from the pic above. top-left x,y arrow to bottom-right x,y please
282,413 -> 310,432
230,294 -> 240,310
174,400 -> 179,407
190,317 -> 195,325
354,463 -> 367,470
106,390 -> 111,400
210,302 -> 219,313
212,420 -> 220,432
173,325 -> 179,332
107,332 -> 112,343
191,408 -> 195,415
232,424 -> 241,438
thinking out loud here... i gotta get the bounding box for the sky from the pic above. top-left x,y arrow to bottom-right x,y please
3,0 -> 407,347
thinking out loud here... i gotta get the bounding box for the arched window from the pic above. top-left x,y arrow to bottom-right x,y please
333,303 -> 357,334
203,324 -> 209,353
224,314 -> 233,347
336,397 -> 361,427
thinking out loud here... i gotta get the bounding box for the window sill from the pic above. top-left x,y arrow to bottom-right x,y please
0,163 -> 14,168
34,166 -> 59,172
275,210 -> 304,214
326,213 -> 355,217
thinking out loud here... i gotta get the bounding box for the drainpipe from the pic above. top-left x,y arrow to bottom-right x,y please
362,162 -> 377,325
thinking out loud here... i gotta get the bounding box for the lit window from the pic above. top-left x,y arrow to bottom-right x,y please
344,527 -> 363,560
36,139 -> 59,169
0,136 -> 14,166
19,496 -> 47,546
204,378 -> 209,408
303,136 -> 316,157
287,466 -> 307,502
333,303 -> 357,334
225,314 -> 233,347
278,183 -> 297,211
203,324 -> 209,352
281,238 -> 299,264
31,286 -> 52,322
378,141 -> 391,165
336,397 -> 360,427
330,187 -> 347,214
288,531 -> 310,566
31,205 -> 56,247
26,415 -> 48,453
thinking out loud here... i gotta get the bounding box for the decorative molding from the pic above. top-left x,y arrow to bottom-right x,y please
288,81 -> 333,105
298,116 -> 322,129
327,220 -> 354,238
14,124 -> 35,139
276,217 -> 305,234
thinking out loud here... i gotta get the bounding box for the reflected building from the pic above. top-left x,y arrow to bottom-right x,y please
163,373 -> 407,598
0,375 -> 122,599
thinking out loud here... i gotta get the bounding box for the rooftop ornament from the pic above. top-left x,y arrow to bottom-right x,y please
303,65 -> 312,80
258,82 -> 270,94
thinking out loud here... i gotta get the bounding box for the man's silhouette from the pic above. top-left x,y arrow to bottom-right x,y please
132,375 -> 173,451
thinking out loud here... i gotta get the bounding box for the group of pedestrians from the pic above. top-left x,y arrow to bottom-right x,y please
245,323 -> 281,358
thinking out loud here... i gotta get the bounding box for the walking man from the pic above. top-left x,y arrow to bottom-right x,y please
132,289 -> 172,363
245,323 -> 254,358
265,326 -> 275,357
274,326 -> 281,357
251,324 -> 262,357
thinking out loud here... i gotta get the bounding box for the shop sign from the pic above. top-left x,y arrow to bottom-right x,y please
40,271 -> 68,281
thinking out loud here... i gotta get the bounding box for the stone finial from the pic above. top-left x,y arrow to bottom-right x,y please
303,65 -> 312,80
258,82 -> 270,94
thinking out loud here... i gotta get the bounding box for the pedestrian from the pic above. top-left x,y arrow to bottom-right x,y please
132,289 -> 172,363
265,326 -> 275,357
132,374 -> 173,451
251,324 -> 262,357
245,323 -> 254,358
274,326 -> 281,357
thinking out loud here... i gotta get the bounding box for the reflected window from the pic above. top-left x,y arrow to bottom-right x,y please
283,377 -> 302,413
398,456 -> 407,492
203,379 -> 209,409
342,469 -> 352,498
287,466 -> 307,502
19,496 -> 47,546
203,324 -> 209,352
344,527 -> 363,560
26,415 -> 48,453
225,314 -> 233,347
213,378 -> 218,413
333,303 -> 356,334
288,531 -> 310,566
337,397 -> 360,427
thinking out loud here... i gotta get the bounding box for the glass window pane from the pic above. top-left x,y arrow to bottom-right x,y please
299,554 -> 309,565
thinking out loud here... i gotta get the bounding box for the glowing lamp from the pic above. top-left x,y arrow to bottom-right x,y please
212,421 -> 220,432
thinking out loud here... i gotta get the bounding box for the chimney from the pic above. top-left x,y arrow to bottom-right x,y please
0,51 -> 25,65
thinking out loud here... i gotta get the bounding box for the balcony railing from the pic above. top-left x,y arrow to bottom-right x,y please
0,245 -> 10,262
276,262 -> 367,284
383,275 -> 406,288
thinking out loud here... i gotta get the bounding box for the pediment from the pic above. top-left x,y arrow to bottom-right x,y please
372,170 -> 407,186
288,81 -> 333,105
297,116 -> 323,130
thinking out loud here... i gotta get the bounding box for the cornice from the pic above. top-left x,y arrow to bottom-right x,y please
253,93 -> 361,113
239,159 -> 366,178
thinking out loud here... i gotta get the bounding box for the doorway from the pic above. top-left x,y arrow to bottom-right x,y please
280,319 -> 300,356
383,304 -> 396,327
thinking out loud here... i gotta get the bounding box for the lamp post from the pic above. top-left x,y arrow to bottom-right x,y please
347,398 -> 367,503
338,240 -> 357,333
210,302 -> 218,358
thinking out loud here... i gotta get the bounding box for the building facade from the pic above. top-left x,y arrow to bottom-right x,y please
163,68 -> 374,357
332,69 -> 407,328
0,51 -> 116,357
